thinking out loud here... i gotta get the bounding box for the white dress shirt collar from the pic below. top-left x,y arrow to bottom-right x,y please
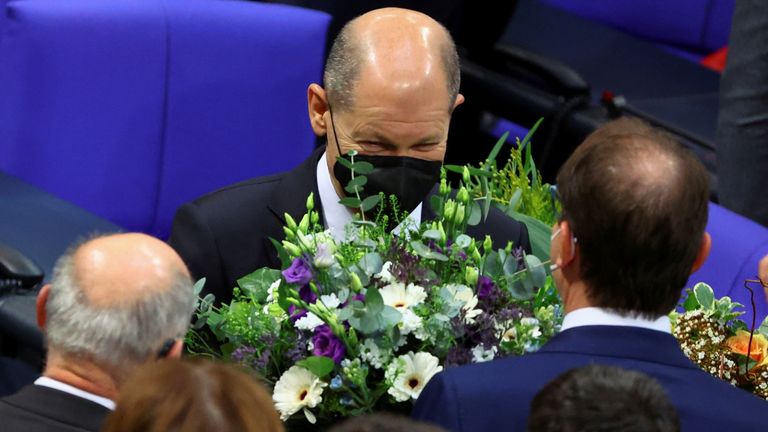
560,307 -> 671,334
316,152 -> 421,241
35,376 -> 116,410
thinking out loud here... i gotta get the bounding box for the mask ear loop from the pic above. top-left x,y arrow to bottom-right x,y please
549,226 -> 578,272
328,104 -> 344,157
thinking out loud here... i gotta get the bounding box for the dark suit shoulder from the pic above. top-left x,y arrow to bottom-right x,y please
0,385 -> 109,432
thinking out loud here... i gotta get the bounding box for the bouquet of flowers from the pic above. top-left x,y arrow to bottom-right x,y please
187,145 -> 563,427
672,282 -> 768,399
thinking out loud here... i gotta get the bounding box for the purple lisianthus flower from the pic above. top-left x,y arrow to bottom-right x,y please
298,284 -> 318,304
476,276 -> 496,300
282,257 -> 313,285
312,325 -> 346,364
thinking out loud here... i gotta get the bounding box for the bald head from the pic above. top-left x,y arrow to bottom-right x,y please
44,233 -> 194,369
74,233 -> 189,306
324,8 -> 460,111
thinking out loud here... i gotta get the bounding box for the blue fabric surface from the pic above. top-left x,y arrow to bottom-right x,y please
0,0 -> 329,238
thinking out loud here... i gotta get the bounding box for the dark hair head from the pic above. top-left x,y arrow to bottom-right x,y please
330,413 -> 446,432
102,358 -> 283,432
323,13 -> 460,112
528,364 -> 680,432
555,117 -> 710,317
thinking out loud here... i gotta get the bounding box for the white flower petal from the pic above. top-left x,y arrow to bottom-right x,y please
272,366 -> 327,421
294,312 -> 324,331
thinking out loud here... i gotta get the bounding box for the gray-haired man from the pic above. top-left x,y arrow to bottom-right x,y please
0,233 -> 195,432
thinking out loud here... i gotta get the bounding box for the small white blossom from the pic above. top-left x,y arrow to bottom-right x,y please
471,345 -> 497,363
313,243 -> 336,268
266,279 -> 281,302
359,339 -> 391,369
399,309 -> 423,337
375,261 -> 395,283
320,294 -> 341,310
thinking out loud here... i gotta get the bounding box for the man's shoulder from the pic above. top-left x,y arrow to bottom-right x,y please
0,385 -> 109,432
189,173 -> 287,211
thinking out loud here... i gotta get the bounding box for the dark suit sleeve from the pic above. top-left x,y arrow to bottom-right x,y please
169,202 -> 228,303
411,371 -> 462,431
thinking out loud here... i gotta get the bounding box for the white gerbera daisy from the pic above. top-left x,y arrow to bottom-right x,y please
385,352 -> 442,402
294,312 -> 324,331
272,366 -> 327,422
380,282 -> 427,311
399,308 -> 423,337
445,284 -> 483,324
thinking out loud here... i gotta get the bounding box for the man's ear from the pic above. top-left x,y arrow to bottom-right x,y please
168,340 -> 184,359
690,232 -> 712,274
307,83 -> 329,137
36,284 -> 51,330
453,93 -> 465,110
554,221 -> 577,270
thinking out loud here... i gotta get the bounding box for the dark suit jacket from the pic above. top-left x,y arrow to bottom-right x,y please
170,146 -> 530,304
0,384 -> 110,432
412,325 -> 768,431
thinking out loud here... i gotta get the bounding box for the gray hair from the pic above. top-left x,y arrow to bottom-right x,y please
45,243 -> 195,369
324,18 -> 461,111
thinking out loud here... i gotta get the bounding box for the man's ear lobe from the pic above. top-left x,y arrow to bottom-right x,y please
690,232 -> 712,274
168,340 -> 184,359
453,93 -> 465,110
307,83 -> 329,136
36,284 -> 51,330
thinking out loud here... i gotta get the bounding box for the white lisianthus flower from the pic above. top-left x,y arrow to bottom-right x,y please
380,282 -> 427,311
471,344 -> 497,363
294,312 -> 324,331
374,261 -> 395,283
385,352 -> 442,402
272,366 -> 327,422
320,293 -> 341,310
313,243 -> 336,268
266,279 -> 281,302
521,317 -> 542,338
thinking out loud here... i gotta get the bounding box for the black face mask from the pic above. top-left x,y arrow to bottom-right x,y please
328,107 -> 442,217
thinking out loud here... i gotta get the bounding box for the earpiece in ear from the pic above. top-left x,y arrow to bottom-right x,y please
156,339 -> 175,359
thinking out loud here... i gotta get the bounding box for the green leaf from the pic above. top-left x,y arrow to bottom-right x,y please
339,197 -> 362,208
336,306 -> 353,321
237,268 -> 281,303
444,165 -> 493,177
365,286 -> 384,315
422,229 -> 442,241
484,131 -> 511,170
682,289 -> 699,311
430,194 -> 444,215
507,276 -> 535,300
455,234 -> 471,249
297,356 -> 336,378
193,278 -> 206,297
358,252 -> 384,276
503,209 -> 551,263
269,237 -> 291,269
467,200 -> 482,226
759,316 -> 768,338
502,253 -> 518,276
336,155 -> 354,170
347,176 -> 368,188
519,118 -> 543,156
381,306 -> 402,328
525,254 -> 547,287
344,184 -> 364,194
508,188 -> 523,212
425,251 -> 449,261
352,161 -> 375,174
361,195 -> 381,212
483,251 -> 502,278
693,283 -> 715,310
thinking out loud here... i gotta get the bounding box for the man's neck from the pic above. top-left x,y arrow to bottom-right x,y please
559,280 -> 593,314
43,352 -> 121,400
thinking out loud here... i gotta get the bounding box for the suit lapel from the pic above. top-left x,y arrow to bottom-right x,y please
263,146 -> 326,268
539,325 -> 697,370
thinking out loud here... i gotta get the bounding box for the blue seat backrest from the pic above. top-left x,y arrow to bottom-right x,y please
688,203 -> 768,324
0,0 -> 329,238
542,0 -> 734,53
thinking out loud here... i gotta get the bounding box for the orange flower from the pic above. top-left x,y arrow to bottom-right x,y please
725,330 -> 768,366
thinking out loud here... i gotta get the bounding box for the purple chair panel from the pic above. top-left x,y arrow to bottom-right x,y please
688,203 -> 768,324
542,0 -> 734,53
153,0 -> 329,238
0,0 -> 167,231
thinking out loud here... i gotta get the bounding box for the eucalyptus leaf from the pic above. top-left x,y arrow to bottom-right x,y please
344,184 -> 364,194
336,306 -> 353,321
352,161 -> 375,174
381,306 -> 402,328
425,251 -> 449,262
507,275 -> 535,300
391,325 -> 401,347
336,156 -> 354,169
423,229 -> 443,241
361,195 -> 381,212
483,251 -> 502,278
339,197 -> 362,208
347,176 -> 368,188
502,253 -> 518,276
467,200 -> 481,226
524,254 -> 547,287
359,252 -> 384,276
410,241 -> 432,257
455,234 -> 471,249
365,286 -> 384,315
193,278 -> 207,297
296,356 -> 336,378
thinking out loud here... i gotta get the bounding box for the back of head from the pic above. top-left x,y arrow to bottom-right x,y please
556,118 -> 710,317
44,233 -> 195,376
323,7 -> 460,112
528,364 -> 680,432
102,358 -> 283,432
330,413 -> 446,432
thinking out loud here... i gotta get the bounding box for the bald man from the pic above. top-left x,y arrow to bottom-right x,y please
0,234 -> 195,432
170,8 -> 530,304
